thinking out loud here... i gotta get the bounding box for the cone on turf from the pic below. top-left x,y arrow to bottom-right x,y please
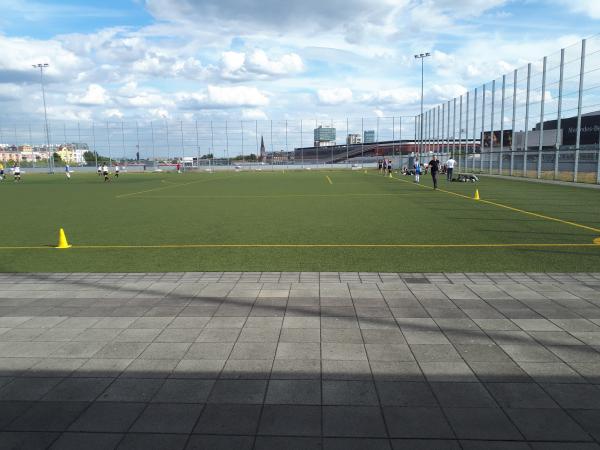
56,228 -> 72,249
474,189 -> 480,200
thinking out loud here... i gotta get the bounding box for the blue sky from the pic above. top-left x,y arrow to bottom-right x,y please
0,0 -> 599,123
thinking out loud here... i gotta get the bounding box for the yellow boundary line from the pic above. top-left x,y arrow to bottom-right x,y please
387,174 -> 600,234
1,243 -> 599,250
135,192 -> 419,199
326,175 -> 333,185
116,174 -> 235,199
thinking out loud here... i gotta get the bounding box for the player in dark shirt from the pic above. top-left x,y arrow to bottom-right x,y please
427,156 -> 440,190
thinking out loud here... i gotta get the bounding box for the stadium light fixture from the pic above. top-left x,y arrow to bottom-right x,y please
414,53 -> 431,155
32,63 -> 53,173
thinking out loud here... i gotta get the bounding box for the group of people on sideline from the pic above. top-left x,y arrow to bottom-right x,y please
96,164 -> 121,182
400,155 -> 457,190
0,163 -> 20,182
377,158 -> 393,175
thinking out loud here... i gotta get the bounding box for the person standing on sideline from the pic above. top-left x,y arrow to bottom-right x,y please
0,162 -> 4,182
13,164 -> 21,182
427,156 -> 441,190
65,164 -> 71,180
446,156 -> 456,181
414,158 -> 421,183
176,162 -> 181,174
114,164 -> 120,178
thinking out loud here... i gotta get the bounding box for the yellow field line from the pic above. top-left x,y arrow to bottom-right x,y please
116,174 -> 234,199
326,176 -> 333,185
134,192 -> 419,200
386,174 -> 600,234
0,242 -> 599,250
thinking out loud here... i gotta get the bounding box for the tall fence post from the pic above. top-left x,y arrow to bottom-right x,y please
92,122 -> 97,168
438,105 -> 442,154
555,48 -> 565,180
472,87 -> 478,172
150,121 -> 156,168
537,56 -> 547,179
500,74 -> 506,175
210,121 -> 214,167
241,120 -> 245,163
442,104 -> 446,155
180,120 -> 185,165
523,63 -> 531,177
458,95 -> 462,169
490,80 -> 495,174
195,120 -> 200,168
480,83 -> 486,173
225,120 -> 229,166
574,39 -> 586,183
121,121 -> 126,163
165,120 -> 170,162
452,98 -> 457,158
465,91 -> 470,172
447,100 -> 451,155
106,122 -> 112,165
135,121 -> 140,165
511,69 -> 517,176
300,119 -> 304,168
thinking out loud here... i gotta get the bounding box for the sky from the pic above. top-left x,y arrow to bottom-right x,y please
0,0 -> 600,125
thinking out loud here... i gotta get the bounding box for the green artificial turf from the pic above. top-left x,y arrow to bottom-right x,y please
1,169 -> 599,272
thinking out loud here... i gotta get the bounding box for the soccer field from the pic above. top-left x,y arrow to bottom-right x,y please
1,169 -> 599,272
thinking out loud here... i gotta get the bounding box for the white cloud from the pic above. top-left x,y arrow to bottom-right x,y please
219,49 -> 304,80
317,88 -> 353,105
67,84 -> 108,106
246,50 -> 304,76
362,88 -> 420,105
104,108 -> 123,119
241,109 -> 268,120
178,85 -> 269,109
556,0 -> 600,19
0,34 -> 83,83
0,83 -> 22,100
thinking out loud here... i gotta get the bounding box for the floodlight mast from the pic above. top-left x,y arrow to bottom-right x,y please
32,63 -> 53,173
414,52 -> 431,155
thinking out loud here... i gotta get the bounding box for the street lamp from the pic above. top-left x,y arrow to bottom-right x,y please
414,53 -> 431,155
32,63 -> 53,173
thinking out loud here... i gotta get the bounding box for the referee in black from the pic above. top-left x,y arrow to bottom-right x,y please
427,156 -> 440,190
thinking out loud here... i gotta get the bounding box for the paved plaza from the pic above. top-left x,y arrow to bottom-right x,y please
0,272 -> 600,449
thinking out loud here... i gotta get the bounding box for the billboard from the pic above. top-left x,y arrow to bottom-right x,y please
482,130 -> 513,148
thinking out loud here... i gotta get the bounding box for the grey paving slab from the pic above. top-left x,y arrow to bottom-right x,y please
1,272 -> 600,448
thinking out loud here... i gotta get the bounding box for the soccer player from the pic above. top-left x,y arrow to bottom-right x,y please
0,162 -> 4,182
446,155 -> 456,181
427,156 -> 440,190
414,158 -> 421,183
13,165 -> 21,182
387,159 -> 392,175
102,164 -> 110,182
97,165 -> 102,176
65,164 -> 71,180
115,164 -> 120,178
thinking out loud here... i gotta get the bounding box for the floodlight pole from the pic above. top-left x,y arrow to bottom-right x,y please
414,52 -> 431,156
33,63 -> 53,173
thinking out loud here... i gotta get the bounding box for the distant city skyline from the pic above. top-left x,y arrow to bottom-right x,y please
0,0 -> 599,123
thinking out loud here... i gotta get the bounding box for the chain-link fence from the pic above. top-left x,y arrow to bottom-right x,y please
419,35 -> 600,184
0,117 -> 422,172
